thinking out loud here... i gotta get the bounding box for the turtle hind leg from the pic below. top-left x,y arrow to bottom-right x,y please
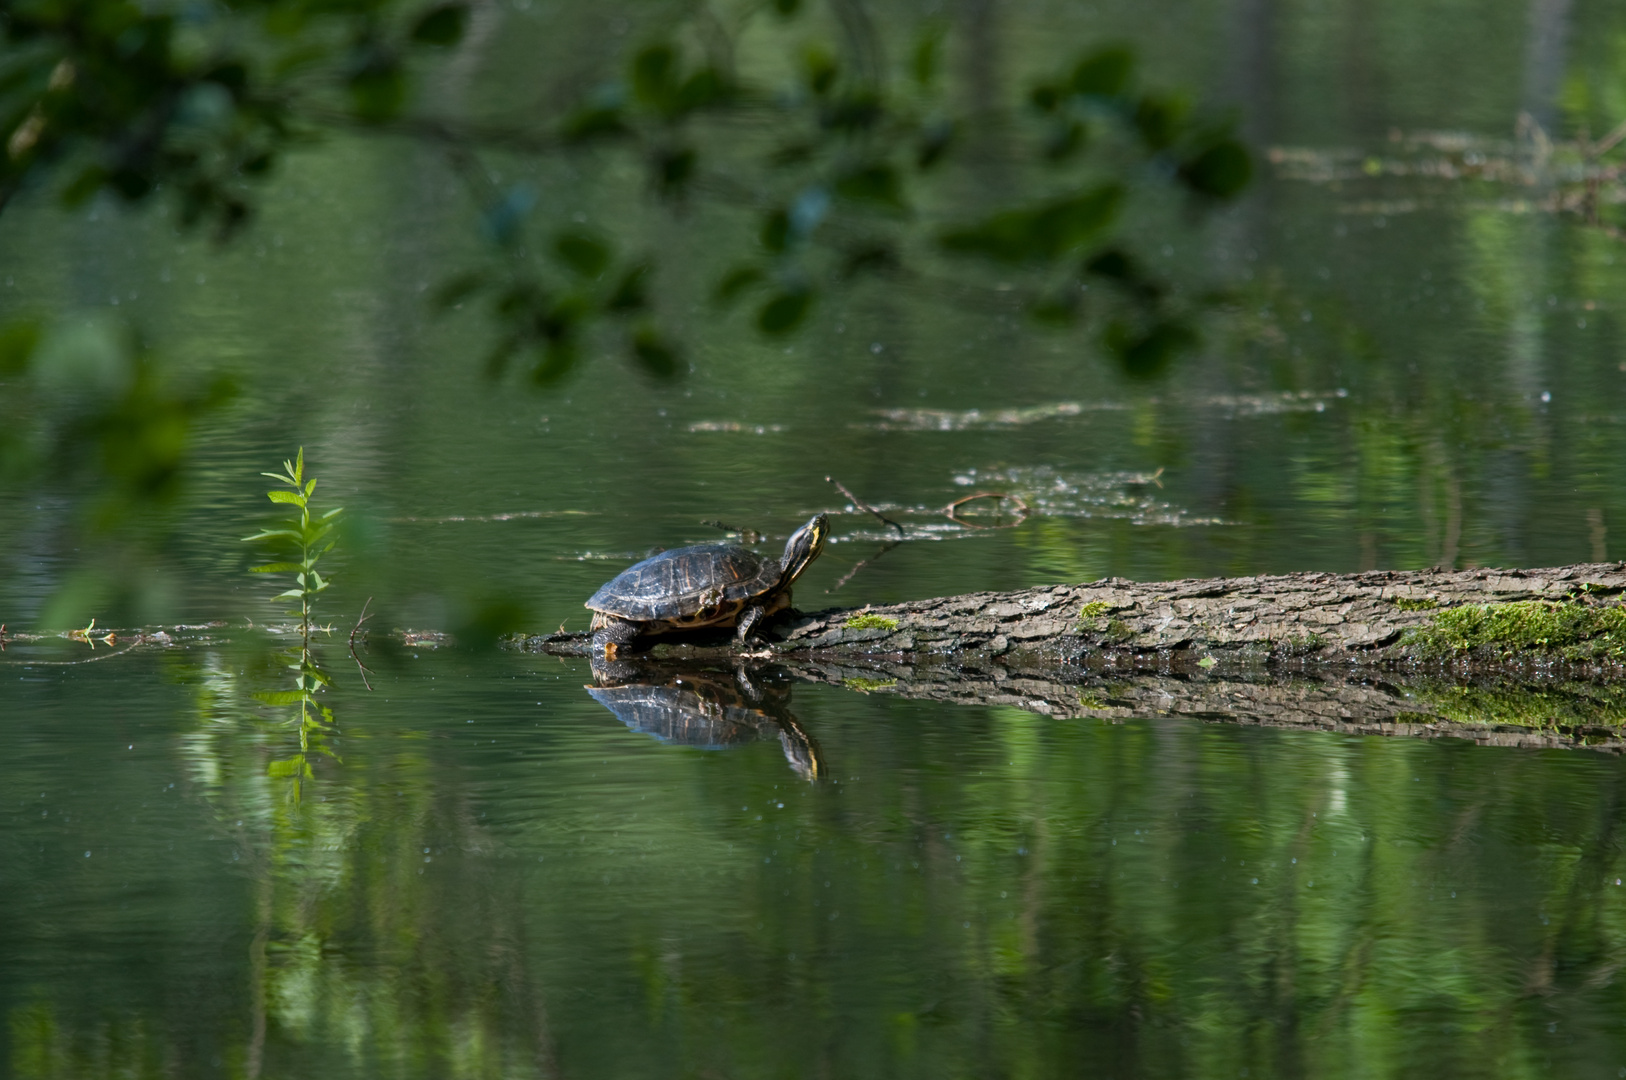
734,604 -> 766,645
592,617 -> 642,658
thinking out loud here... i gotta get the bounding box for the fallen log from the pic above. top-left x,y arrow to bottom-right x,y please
524,561 -> 1626,675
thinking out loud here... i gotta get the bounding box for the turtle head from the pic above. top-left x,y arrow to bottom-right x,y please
779,513 -> 829,585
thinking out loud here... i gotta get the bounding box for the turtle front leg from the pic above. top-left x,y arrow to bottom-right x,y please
592,617 -> 642,658
735,604 -> 766,645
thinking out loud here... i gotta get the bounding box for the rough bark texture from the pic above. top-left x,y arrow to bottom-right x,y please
528,561 -> 1626,670
515,562 -> 1626,753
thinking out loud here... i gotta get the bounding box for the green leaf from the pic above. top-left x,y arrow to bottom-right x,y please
839,244 -> 899,280
607,263 -> 650,312
266,490 -> 303,505
243,529 -> 302,542
348,59 -> 405,124
773,0 -> 801,14
760,209 -> 790,253
632,44 -> 677,108
250,562 -> 304,573
532,341 -> 578,386
834,164 -> 905,210
1179,139 -> 1251,198
552,230 -> 611,278
320,507 -> 344,520
676,68 -> 725,113
757,289 -> 813,335
411,2 -> 469,46
433,271 -> 488,309
631,328 -> 679,378
562,105 -> 627,142
655,147 -> 695,196
1070,46 -> 1135,96
254,690 -> 307,705
0,319 -> 40,375
267,757 -> 306,777
1133,93 -> 1188,150
911,28 -> 943,87
713,265 -> 765,307
939,184 -> 1123,264
917,120 -> 954,169
273,588 -> 306,600
1105,319 -> 1197,380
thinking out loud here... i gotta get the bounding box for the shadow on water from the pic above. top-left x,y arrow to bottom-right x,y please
586,656 -> 823,780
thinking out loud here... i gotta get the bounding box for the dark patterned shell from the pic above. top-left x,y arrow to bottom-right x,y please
586,684 -> 775,748
586,544 -> 780,621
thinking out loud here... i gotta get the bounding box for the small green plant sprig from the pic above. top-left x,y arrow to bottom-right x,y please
244,448 -> 344,790
244,448 -> 342,644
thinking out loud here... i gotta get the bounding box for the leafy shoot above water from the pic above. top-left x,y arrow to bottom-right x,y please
244,447 -> 343,643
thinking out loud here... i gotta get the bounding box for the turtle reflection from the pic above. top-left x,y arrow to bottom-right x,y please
587,659 -> 822,780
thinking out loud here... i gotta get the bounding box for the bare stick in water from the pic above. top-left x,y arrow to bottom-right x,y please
827,540 -> 902,593
349,598 -> 376,692
826,476 -> 905,536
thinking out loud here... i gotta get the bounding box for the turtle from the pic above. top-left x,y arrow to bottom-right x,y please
586,513 -> 829,657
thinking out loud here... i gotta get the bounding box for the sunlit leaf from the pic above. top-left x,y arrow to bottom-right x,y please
266,490 -> 303,505
255,690 -> 307,705
249,562 -> 304,573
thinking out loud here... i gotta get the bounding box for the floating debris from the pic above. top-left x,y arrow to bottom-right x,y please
688,421 -> 787,434
389,510 -> 596,524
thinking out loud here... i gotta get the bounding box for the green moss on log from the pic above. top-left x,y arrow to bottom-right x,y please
1406,600 -> 1626,661
844,613 -> 900,631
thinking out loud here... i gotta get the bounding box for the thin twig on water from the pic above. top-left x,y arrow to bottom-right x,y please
945,492 -> 1030,529
827,540 -> 902,593
349,598 -> 376,692
826,476 -> 905,536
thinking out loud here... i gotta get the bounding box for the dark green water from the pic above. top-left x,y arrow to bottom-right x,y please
8,0 -> 1626,1074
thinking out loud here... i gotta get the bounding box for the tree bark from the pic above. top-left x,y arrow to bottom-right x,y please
527,561 -> 1626,673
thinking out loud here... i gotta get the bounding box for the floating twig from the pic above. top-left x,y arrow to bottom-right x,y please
348,598 -> 375,692
827,540 -> 902,593
945,492 -> 1030,529
701,519 -> 762,543
826,476 -> 905,536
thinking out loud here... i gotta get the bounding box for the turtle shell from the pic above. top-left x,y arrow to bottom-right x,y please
586,544 -> 781,623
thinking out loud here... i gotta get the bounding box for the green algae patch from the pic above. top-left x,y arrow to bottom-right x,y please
844,613 -> 900,631
1406,600 -> 1626,661
843,676 -> 897,692
1393,596 -> 1438,611
1411,680 -> 1626,730
1077,601 -> 1112,621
